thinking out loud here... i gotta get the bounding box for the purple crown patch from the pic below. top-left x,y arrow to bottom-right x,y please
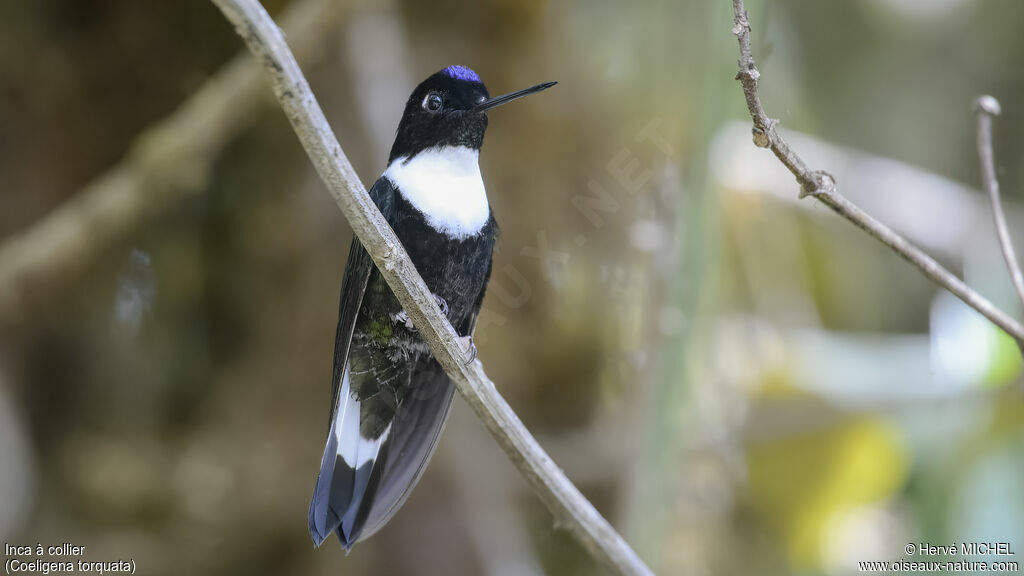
443,65 -> 481,83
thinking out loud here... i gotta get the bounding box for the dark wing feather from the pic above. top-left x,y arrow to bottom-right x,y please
309,177 -> 395,546
326,178 -> 396,426
355,236 -> 494,541
349,359 -> 456,541
311,184 -> 495,548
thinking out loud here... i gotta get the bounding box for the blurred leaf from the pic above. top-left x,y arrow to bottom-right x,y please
982,328 -> 1023,388
747,416 -> 908,570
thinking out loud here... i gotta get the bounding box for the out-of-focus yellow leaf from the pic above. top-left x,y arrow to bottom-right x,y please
747,416 -> 908,570
983,328 -> 1023,388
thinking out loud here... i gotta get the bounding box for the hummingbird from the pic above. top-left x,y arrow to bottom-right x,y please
308,65 -> 556,549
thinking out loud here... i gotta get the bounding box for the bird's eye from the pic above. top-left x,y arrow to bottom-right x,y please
423,93 -> 443,113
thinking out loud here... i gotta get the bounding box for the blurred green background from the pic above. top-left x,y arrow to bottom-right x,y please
1,0 -> 1023,574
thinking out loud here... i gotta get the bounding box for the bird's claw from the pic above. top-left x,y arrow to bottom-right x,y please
458,336 -> 477,366
433,294 -> 449,317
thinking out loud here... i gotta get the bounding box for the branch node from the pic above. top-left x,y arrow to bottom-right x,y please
751,117 -> 777,148
731,9 -> 751,37
799,170 -> 836,199
382,247 -> 397,272
974,95 -> 1002,117
752,128 -> 769,148
735,66 -> 760,83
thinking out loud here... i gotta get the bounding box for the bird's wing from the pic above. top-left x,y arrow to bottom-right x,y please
326,177 -> 397,428
355,229 -> 495,542
309,176 -> 395,546
349,358 -> 455,542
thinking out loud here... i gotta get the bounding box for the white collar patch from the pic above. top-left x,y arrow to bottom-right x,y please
384,146 -> 489,239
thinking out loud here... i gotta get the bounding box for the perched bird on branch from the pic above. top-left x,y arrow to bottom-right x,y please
308,65 -> 556,549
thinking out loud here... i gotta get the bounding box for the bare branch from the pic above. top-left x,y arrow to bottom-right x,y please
730,0 -> 1024,344
207,1 -> 654,574
974,96 -> 1024,316
0,0 -> 354,319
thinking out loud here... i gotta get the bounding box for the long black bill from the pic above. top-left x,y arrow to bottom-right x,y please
473,81 -> 557,112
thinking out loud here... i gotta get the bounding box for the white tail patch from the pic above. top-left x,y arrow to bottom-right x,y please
384,146 -> 489,239
334,368 -> 390,468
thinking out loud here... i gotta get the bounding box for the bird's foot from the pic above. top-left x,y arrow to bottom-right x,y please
457,336 -> 477,366
433,294 -> 449,317
393,310 -> 415,331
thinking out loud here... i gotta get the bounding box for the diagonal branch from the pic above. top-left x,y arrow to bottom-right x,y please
207,1 -> 654,575
974,96 -> 1024,315
0,0 -> 355,320
730,0 -> 1024,344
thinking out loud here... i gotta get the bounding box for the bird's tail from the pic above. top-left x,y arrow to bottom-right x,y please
308,367 -> 390,548
308,359 -> 455,549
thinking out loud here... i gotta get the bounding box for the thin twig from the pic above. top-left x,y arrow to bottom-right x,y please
730,0 -> 1024,343
207,1 -> 654,575
974,96 -> 1024,315
0,0 -> 357,320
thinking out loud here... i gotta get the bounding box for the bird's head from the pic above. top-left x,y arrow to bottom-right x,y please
389,65 -> 556,163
